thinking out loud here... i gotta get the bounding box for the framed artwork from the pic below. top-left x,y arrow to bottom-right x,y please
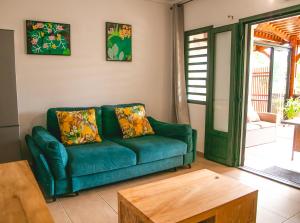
106,22 -> 132,61
26,20 -> 71,56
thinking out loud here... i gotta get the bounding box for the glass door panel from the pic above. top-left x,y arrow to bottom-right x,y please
250,46 -> 272,113
271,48 -> 290,116
213,31 -> 232,132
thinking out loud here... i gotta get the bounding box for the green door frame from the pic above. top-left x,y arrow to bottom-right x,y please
237,5 -> 300,166
204,23 -> 240,166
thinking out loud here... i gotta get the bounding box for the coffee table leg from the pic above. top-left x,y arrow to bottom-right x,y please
292,126 -> 296,161
292,125 -> 300,161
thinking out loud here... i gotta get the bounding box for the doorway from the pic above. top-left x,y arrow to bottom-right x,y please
241,14 -> 300,188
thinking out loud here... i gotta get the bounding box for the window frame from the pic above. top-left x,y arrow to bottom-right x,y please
184,25 -> 213,105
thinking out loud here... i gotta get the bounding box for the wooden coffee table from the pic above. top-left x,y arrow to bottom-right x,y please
118,169 -> 258,223
0,161 -> 54,223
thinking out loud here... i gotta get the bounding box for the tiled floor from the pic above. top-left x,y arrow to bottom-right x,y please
48,154 -> 300,223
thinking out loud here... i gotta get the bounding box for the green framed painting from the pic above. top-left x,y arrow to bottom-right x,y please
106,22 -> 132,61
26,20 -> 71,56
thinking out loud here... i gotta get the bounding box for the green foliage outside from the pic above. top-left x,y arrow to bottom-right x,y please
284,97 -> 300,120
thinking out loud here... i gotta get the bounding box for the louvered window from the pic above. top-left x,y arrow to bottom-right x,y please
185,29 -> 210,104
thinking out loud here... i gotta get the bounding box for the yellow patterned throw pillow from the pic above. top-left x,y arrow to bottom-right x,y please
115,105 -> 155,139
56,109 -> 102,145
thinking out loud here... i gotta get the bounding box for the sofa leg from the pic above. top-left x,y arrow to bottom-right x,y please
46,192 -> 79,203
170,167 -> 178,172
187,164 -> 192,169
66,192 -> 79,197
46,196 -> 56,203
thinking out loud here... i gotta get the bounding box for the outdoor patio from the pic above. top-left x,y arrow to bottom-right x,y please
244,124 -> 300,186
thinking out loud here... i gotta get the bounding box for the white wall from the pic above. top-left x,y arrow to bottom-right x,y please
189,103 -> 206,152
0,0 -> 172,144
185,0 -> 300,30
184,0 -> 300,152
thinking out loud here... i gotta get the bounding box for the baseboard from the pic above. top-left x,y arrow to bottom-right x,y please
197,151 -> 204,157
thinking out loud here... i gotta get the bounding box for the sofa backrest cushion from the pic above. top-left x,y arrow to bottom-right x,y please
47,107 -> 102,141
101,103 -> 144,137
32,126 -> 68,180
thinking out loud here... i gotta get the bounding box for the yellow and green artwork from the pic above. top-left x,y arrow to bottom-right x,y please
106,22 -> 132,61
26,20 -> 71,56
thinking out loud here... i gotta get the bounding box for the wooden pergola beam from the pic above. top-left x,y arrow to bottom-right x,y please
289,36 -> 298,97
256,23 -> 291,42
296,53 -> 300,62
254,30 -> 286,44
253,45 -> 271,58
293,16 -> 300,35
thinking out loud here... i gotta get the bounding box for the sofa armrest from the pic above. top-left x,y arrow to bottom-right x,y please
32,126 -> 68,180
148,116 -> 195,153
258,112 -> 277,123
25,135 -> 55,198
148,116 -> 192,137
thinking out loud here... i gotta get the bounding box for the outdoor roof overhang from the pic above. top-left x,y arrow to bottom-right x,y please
253,15 -> 300,97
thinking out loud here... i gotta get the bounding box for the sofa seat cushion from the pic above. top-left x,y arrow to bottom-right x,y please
247,121 -> 276,131
111,135 -> 187,164
66,140 -> 137,177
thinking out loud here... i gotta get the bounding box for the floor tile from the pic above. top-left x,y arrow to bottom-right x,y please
258,190 -> 300,218
257,206 -> 287,223
47,201 -> 71,223
58,190 -> 118,223
284,212 -> 300,223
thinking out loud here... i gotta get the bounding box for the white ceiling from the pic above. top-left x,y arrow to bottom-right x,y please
168,0 -> 190,4
145,0 -> 182,5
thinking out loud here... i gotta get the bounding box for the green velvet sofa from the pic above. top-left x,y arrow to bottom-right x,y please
25,103 -> 197,200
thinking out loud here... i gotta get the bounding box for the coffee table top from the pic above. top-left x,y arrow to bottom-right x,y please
118,169 -> 257,223
0,161 -> 54,223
